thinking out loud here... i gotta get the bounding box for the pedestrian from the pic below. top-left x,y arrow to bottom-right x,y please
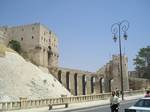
145,90 -> 150,97
115,88 -> 120,97
110,91 -> 119,112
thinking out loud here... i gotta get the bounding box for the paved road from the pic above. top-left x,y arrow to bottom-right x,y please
51,99 -> 137,112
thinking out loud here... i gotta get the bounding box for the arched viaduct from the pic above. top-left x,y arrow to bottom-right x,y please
49,55 -> 129,96
49,67 -> 108,96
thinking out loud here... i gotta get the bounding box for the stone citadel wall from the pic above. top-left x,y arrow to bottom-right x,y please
1,23 -> 146,96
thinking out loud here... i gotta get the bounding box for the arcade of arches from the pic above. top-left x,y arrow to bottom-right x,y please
49,55 -> 130,96
50,67 -> 118,96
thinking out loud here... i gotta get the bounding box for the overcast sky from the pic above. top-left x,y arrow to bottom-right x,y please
0,0 -> 150,72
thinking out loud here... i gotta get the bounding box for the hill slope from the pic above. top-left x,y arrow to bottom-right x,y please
0,49 -> 71,101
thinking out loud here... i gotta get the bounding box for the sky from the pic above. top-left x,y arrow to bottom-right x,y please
0,0 -> 150,72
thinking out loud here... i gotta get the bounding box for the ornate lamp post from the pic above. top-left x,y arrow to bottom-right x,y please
111,20 -> 129,100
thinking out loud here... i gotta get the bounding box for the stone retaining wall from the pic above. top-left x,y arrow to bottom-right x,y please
129,78 -> 150,90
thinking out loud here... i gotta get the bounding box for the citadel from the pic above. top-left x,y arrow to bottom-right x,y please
0,23 -> 149,97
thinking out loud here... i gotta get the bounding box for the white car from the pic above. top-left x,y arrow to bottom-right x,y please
125,97 -> 150,112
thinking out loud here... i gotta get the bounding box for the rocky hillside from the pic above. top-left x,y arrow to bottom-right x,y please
0,44 -> 71,102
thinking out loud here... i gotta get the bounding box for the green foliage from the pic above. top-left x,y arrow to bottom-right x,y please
8,40 -> 21,53
134,46 -> 150,79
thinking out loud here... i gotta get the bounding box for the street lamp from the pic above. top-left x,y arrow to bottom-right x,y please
111,20 -> 129,100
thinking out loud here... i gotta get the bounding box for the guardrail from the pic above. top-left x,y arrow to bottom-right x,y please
0,90 -> 145,111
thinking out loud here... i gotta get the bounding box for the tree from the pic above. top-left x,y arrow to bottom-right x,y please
133,46 -> 150,79
8,40 -> 21,53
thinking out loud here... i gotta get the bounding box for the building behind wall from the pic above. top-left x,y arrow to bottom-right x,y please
0,23 -> 59,68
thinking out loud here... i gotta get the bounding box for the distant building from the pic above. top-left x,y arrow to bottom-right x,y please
0,23 -> 59,67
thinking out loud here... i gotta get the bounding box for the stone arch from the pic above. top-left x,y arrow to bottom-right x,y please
99,77 -> 104,93
74,73 -> 78,96
108,78 -> 113,92
58,70 -> 62,83
110,79 -> 114,91
91,76 -> 95,94
66,71 -> 70,91
82,75 -> 86,95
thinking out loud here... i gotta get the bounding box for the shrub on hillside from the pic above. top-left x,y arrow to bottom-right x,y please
8,40 -> 21,53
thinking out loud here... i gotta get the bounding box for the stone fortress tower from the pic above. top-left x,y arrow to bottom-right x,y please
97,55 -> 129,92
0,23 -> 59,68
111,55 -> 129,91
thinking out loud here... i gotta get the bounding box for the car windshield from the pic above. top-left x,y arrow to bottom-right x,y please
134,99 -> 150,108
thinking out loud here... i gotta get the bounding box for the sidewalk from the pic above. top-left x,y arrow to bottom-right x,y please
6,94 -> 144,112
